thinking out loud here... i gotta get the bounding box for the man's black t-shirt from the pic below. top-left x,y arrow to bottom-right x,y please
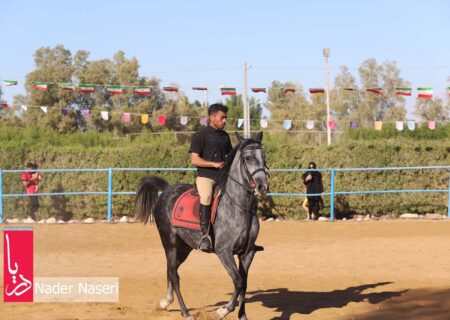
189,126 -> 233,181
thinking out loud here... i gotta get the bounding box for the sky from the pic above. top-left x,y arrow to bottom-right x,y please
0,0 -> 449,119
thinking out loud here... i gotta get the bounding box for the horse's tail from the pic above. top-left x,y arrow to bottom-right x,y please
135,175 -> 170,224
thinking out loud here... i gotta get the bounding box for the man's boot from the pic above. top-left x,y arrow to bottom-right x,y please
199,204 -> 212,252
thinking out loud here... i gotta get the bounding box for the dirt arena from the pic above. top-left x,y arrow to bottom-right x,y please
1,219 -> 450,320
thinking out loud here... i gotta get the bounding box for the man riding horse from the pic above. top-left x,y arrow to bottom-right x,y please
190,103 -> 264,253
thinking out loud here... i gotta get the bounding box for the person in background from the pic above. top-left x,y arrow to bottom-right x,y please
21,162 -> 42,220
302,162 -> 323,220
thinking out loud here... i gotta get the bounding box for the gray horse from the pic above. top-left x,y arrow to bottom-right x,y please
135,132 -> 269,320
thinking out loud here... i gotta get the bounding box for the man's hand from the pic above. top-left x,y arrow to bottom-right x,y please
306,174 -> 312,181
212,162 -> 225,169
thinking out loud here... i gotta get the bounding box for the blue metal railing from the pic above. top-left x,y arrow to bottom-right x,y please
0,166 -> 449,223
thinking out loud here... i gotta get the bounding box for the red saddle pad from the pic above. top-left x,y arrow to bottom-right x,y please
171,188 -> 220,230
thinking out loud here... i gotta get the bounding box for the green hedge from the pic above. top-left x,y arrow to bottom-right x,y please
0,127 -> 449,220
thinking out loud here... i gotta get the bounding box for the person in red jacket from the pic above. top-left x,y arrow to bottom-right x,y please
21,162 -> 42,220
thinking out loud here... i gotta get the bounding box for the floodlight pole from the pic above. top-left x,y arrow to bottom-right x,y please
243,62 -> 251,138
323,48 -> 331,146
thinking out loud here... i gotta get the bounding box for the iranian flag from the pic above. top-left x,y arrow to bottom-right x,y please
343,87 -> 355,91
309,88 -> 325,94
3,80 -> 18,86
106,85 -> 123,94
1,102 -> 8,109
79,84 -> 95,93
251,88 -> 266,93
417,87 -> 433,99
284,88 -> 295,94
59,83 -> 75,91
221,87 -> 237,96
33,82 -> 48,91
134,86 -> 152,95
395,87 -> 412,96
367,88 -> 383,95
163,87 -> 179,92
192,87 -> 208,91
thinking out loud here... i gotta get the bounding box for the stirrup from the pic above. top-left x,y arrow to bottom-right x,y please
198,234 -> 212,253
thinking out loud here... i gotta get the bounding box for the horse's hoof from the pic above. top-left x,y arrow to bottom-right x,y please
215,307 -> 229,319
239,315 -> 248,320
157,298 -> 172,310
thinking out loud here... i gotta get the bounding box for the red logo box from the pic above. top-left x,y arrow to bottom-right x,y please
3,227 -> 33,302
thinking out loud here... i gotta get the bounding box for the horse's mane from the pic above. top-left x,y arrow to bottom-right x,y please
217,138 -> 261,190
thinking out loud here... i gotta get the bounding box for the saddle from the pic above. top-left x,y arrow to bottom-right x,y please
171,187 -> 221,230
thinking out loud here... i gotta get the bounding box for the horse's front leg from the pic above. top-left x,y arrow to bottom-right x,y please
237,249 -> 256,320
215,251 -> 244,319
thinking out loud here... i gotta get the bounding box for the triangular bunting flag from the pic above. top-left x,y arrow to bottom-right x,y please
101,111 -> 109,121
61,108 -> 68,116
260,119 -> 268,128
328,120 -> 336,130
306,120 -> 314,130
395,121 -> 404,131
40,106 -> 48,113
350,121 -> 358,129
374,121 -> 383,131
180,116 -> 188,125
407,121 -> 415,131
199,116 -> 208,126
428,121 -> 435,130
283,120 -> 292,130
20,105 -> 28,111
141,114 -> 149,125
81,109 -> 90,119
159,115 -> 166,126
122,112 -> 131,123
237,118 -> 244,128
1,103 -> 8,109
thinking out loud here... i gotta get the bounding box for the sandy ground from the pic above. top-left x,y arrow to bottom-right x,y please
1,220 -> 450,320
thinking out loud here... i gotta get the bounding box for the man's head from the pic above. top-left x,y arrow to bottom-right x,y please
308,162 -> 317,169
26,162 -> 34,170
208,103 -> 228,130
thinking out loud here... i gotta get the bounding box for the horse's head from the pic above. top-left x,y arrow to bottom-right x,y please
236,131 -> 269,197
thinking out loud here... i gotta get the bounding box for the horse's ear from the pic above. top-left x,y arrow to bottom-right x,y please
256,131 -> 263,143
235,132 -> 245,144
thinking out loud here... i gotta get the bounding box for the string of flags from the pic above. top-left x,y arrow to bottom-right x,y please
2,80 -> 449,99
0,103 -> 443,131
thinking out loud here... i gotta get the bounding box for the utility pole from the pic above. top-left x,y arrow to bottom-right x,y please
204,90 -> 208,108
243,62 -> 251,138
323,48 -> 331,146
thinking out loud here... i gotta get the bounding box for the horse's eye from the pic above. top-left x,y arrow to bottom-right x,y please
244,156 -> 252,161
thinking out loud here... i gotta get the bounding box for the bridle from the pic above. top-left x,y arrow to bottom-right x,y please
227,143 -> 269,194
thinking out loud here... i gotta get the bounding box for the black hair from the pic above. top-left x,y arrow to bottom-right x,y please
208,103 -> 229,116
308,162 -> 317,169
26,162 -> 34,168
